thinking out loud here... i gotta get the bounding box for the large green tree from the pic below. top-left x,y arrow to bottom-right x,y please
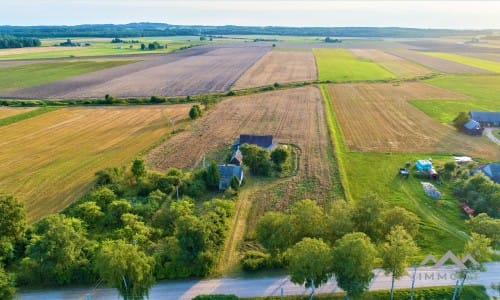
352,194 -> 385,240
0,266 -> 15,300
332,232 -> 377,299
286,238 -> 333,299
255,212 -> 293,255
380,226 -> 419,300
289,199 -> 325,243
467,213 -> 500,246
0,195 -> 26,262
206,161 -> 221,190
95,239 -> 155,300
323,200 -> 354,243
381,207 -> 420,238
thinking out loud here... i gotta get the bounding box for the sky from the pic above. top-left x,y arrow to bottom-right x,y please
1,0 -> 499,29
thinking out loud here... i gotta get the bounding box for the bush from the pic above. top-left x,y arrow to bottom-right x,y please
241,250 -> 270,271
189,105 -> 202,120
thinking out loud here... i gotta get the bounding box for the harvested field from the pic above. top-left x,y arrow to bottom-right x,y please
0,46 -> 80,56
387,49 -> 492,74
349,49 -> 433,78
456,52 -> 500,63
1,44 -> 271,99
327,82 -> 500,159
0,107 -> 36,119
0,105 -> 190,221
232,50 -> 317,89
423,52 -> 500,73
147,86 -> 335,205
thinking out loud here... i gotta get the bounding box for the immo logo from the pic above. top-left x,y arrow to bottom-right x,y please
420,250 -> 479,269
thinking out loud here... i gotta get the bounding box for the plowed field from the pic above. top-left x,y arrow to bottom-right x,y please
232,50 -> 317,89
327,82 -> 500,159
0,105 -> 190,221
349,49 -> 433,78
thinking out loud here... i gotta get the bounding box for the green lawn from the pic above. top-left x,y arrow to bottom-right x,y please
0,60 -> 136,92
321,85 -> 469,255
313,48 -> 396,82
424,52 -> 500,73
410,74 -> 500,123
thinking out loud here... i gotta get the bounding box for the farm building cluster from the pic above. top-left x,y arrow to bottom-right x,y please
463,111 -> 500,135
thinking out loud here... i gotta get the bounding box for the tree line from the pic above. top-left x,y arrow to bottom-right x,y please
0,35 -> 41,49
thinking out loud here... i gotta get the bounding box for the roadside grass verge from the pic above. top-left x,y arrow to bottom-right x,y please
313,48 -> 396,82
321,84 -> 469,255
411,74 -> 500,123
423,52 -> 500,73
0,60 -> 137,93
0,106 -> 60,127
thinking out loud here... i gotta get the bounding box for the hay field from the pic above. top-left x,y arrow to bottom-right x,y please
232,50 -> 317,89
326,82 -> 499,159
0,105 -> 190,221
313,48 -> 395,81
349,49 -> 433,78
423,52 -> 500,73
147,86 -> 334,203
2,44 -> 270,99
387,49 -> 492,73
0,107 -> 36,119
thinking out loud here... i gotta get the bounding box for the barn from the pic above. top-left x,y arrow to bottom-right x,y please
469,111 -> 500,127
463,119 -> 483,135
236,134 -> 278,150
480,163 -> 500,183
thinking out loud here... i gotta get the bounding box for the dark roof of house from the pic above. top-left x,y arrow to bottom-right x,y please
239,134 -> 273,148
481,163 -> 500,183
230,149 -> 243,164
464,119 -> 481,130
469,111 -> 500,123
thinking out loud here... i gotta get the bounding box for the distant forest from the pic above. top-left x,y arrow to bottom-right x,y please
0,23 -> 495,38
0,35 -> 41,49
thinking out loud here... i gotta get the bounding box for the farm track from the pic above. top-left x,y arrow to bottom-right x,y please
0,105 -> 191,221
327,82 -> 500,159
386,49 -> 493,74
232,50 -> 318,89
1,44 -> 271,99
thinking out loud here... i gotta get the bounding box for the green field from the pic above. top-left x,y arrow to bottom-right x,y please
0,60 -> 136,93
411,74 -> 500,123
424,52 -> 500,73
313,48 -> 396,82
0,36 -> 235,60
321,85 -> 468,255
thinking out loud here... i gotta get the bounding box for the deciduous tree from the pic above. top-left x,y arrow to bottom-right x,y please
0,195 -> 26,262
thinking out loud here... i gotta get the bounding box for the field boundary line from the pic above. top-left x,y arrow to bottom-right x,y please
0,106 -> 60,127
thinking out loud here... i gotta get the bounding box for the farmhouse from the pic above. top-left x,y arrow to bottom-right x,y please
463,119 -> 483,135
480,163 -> 500,183
469,111 -> 500,127
236,134 -> 278,150
217,164 -> 244,190
230,149 -> 243,165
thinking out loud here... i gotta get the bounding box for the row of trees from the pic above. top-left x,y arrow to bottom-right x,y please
140,41 -> 166,50
0,35 -> 41,48
1,159 -> 236,299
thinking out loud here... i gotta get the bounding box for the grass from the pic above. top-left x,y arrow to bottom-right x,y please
0,60 -> 136,93
0,107 -> 60,127
313,48 -> 396,82
0,36 -> 237,60
0,105 -> 190,222
321,84 -> 469,255
410,74 -> 500,123
423,52 -> 500,73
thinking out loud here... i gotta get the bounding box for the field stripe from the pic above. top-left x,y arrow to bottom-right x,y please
0,107 -> 61,127
423,52 -> 500,73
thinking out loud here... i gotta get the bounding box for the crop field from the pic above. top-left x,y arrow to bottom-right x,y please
456,52 -> 500,62
0,107 -> 36,119
422,52 -> 500,73
411,74 -> 500,123
387,49 -> 492,73
0,60 -> 136,94
232,50 -> 318,89
0,105 -> 191,222
313,48 -> 396,82
326,82 -> 500,159
2,44 -> 270,99
147,86 -> 335,204
349,49 -> 434,78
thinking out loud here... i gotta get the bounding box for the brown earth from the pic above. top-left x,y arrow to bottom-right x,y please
232,50 -> 317,89
0,105 -> 191,221
386,49 -> 493,74
349,49 -> 434,78
327,82 -> 500,159
0,107 -> 36,119
146,86 -> 335,206
1,44 -> 271,99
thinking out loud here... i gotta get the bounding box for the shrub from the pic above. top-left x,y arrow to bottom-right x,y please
241,250 -> 270,271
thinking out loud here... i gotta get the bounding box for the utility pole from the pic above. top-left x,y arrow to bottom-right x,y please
410,264 -> 417,300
